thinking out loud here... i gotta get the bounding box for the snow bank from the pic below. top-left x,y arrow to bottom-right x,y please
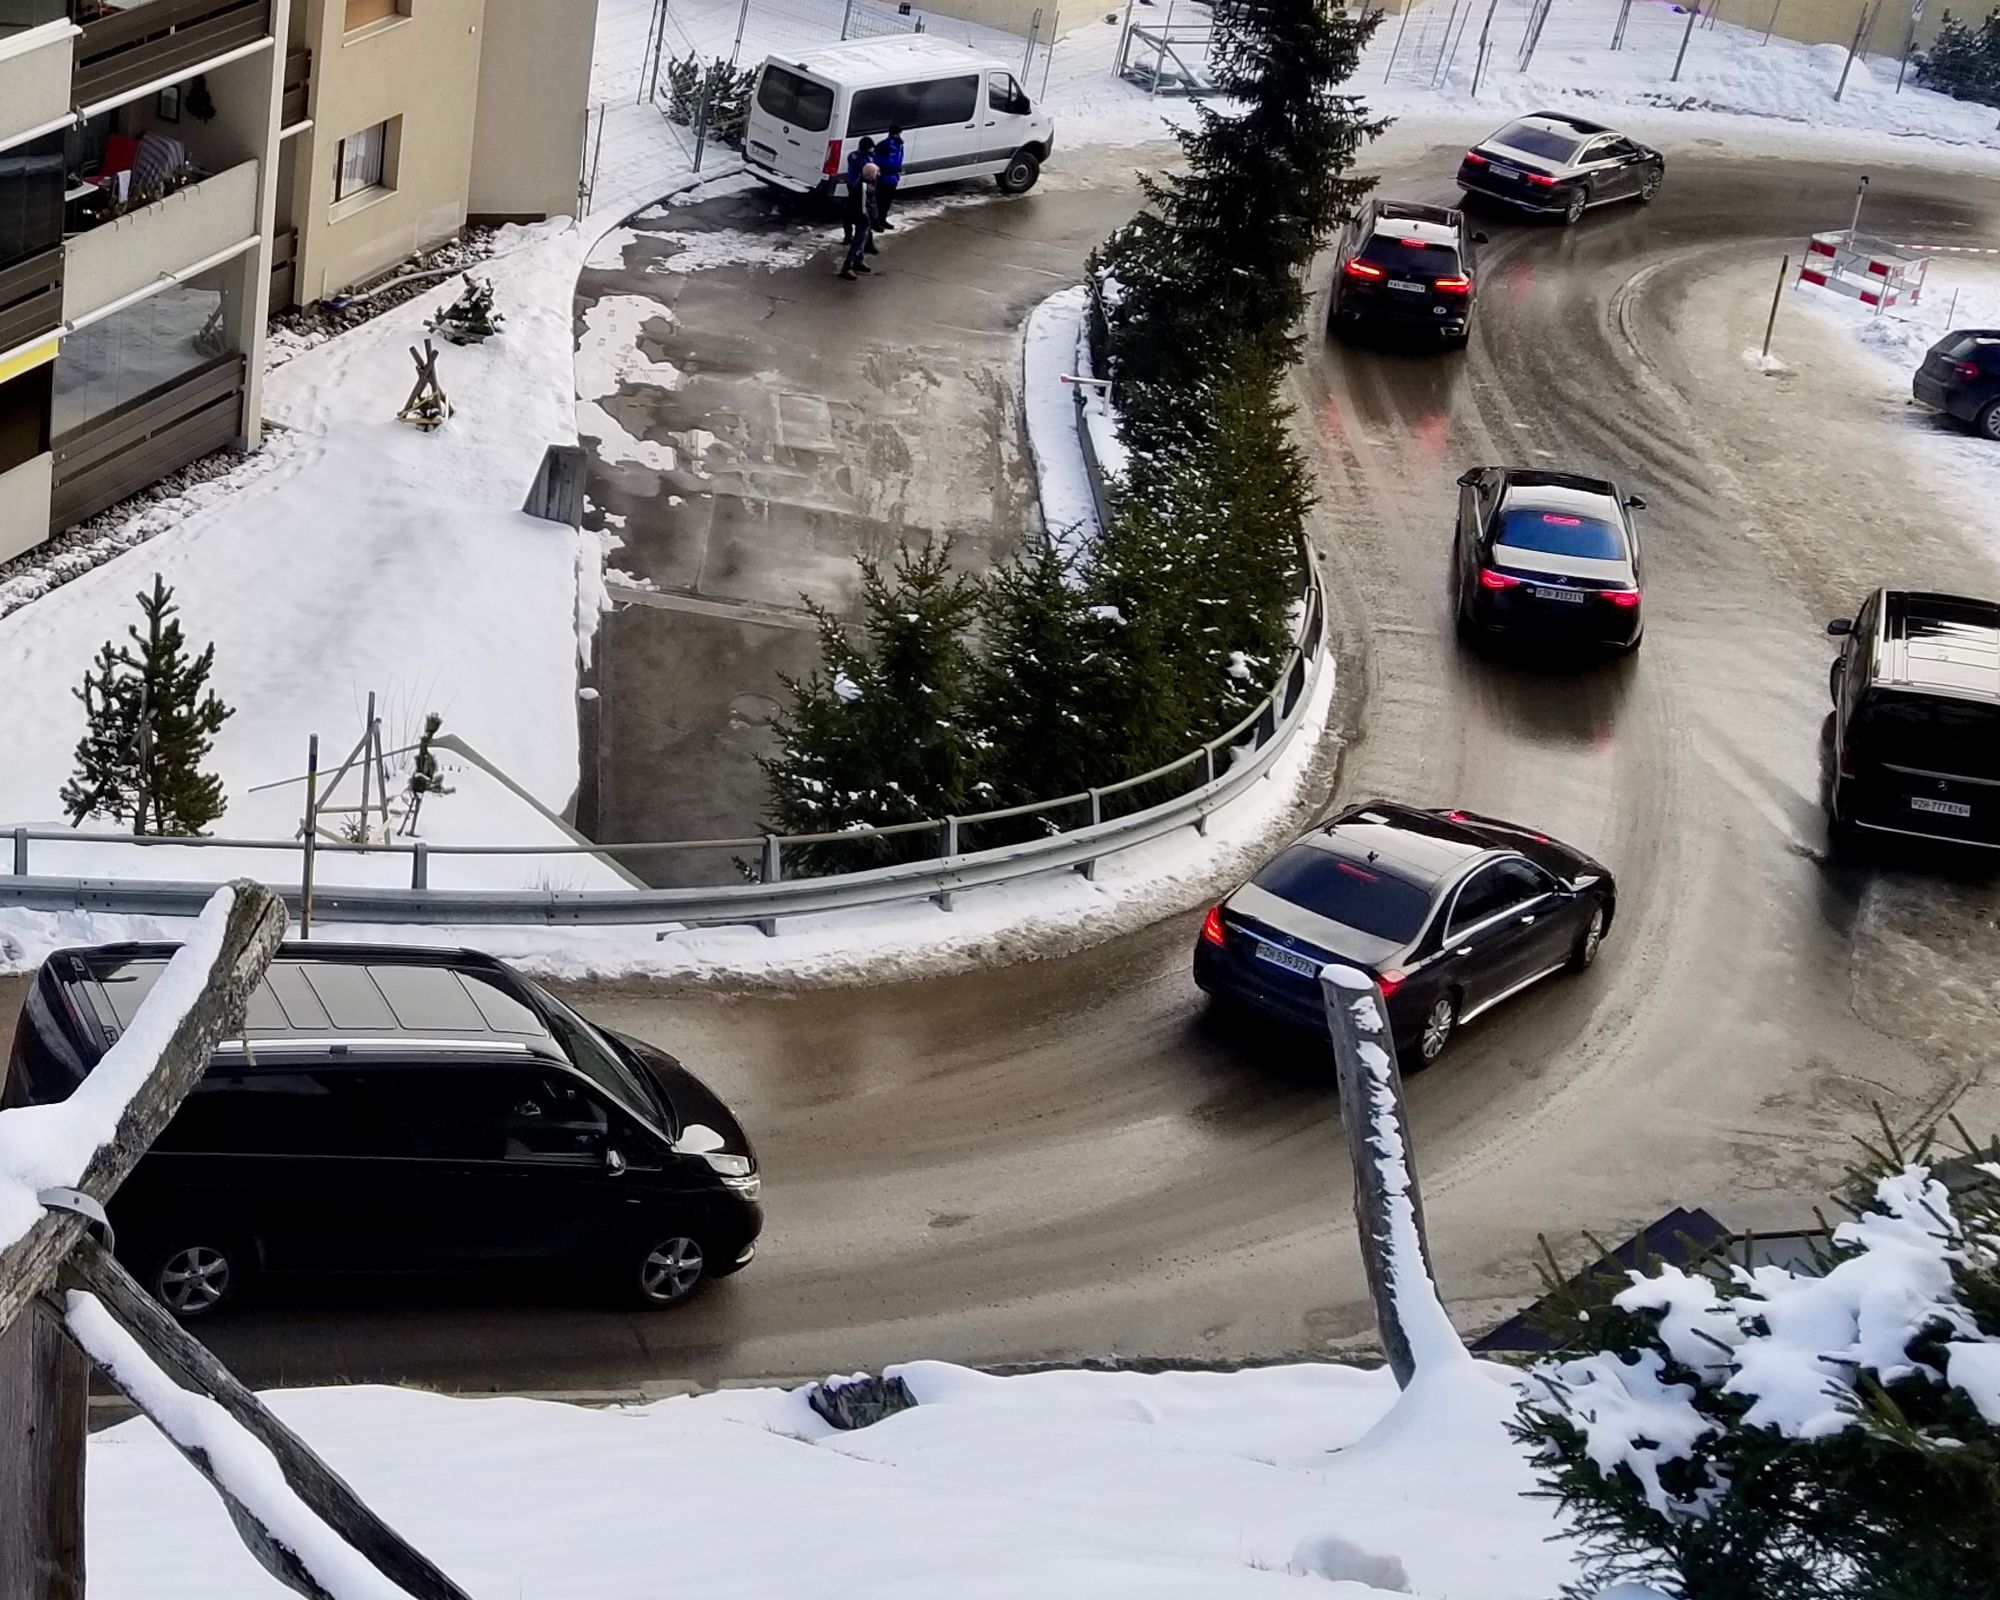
86,1359 -> 1582,1598
1022,285 -> 1103,566
0,886 -> 231,1250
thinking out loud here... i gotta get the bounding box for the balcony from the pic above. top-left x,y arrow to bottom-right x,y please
0,246 -> 62,354
71,0 -> 273,110
0,451 -> 54,561
0,4 -> 75,149
62,156 -> 258,324
280,42 -> 308,128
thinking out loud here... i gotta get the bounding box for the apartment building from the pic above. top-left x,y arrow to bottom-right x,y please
0,0 -> 594,563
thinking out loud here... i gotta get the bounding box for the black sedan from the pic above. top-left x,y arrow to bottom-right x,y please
1457,113 -> 1663,226
1912,329 -> 2000,439
1452,467 -> 1646,652
1194,802 -> 1615,1064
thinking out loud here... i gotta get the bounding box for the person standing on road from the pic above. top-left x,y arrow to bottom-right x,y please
841,159 -> 880,281
874,126 -> 905,230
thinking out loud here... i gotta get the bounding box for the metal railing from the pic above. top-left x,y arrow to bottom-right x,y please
0,567 -> 1330,936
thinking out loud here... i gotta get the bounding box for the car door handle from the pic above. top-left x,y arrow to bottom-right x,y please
1518,914 -> 1535,924
1455,946 -> 1473,957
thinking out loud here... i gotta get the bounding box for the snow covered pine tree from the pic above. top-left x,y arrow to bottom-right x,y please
61,574 -> 234,836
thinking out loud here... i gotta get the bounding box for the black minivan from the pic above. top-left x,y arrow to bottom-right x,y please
4,943 -> 762,1317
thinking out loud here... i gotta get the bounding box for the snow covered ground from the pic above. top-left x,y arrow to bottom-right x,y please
85,1357 -> 1582,1600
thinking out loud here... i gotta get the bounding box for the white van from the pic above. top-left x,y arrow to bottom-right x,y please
744,36 -> 1055,200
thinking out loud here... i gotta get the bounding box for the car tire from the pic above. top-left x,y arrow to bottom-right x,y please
631,1234 -> 707,1309
1638,165 -> 1663,203
1978,401 -> 2000,442
1568,901 -> 1609,971
141,1236 -> 245,1320
1562,186 -> 1588,226
996,150 -> 1041,195
1416,992 -> 1457,1064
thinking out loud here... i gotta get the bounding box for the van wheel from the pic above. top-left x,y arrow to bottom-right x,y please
632,1234 -> 707,1308
144,1238 -> 244,1320
996,150 -> 1041,195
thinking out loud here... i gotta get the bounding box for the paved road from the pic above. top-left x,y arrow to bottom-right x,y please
10,140 -> 2000,1395
578,171 -> 1142,880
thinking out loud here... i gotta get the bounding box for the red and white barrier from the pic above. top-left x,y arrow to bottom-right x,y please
1797,230 -> 1930,311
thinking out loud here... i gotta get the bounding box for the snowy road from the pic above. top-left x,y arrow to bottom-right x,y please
16,143 -> 2000,1395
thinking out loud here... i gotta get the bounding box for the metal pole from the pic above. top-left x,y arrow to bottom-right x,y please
1836,1 -> 1871,99
840,0 -> 857,37
358,692 -> 375,845
1153,0 -> 1177,94
1762,0 -> 1783,41
1612,0 -> 1635,49
1950,285 -> 1961,324
1384,0 -> 1418,81
1896,0 -> 1922,90
1672,0 -> 1701,79
1848,172 -> 1869,238
1115,0 -> 1137,79
1040,9 -> 1059,97
691,74 -> 711,172
586,100 -> 606,213
1469,0 -> 1502,95
1024,5 -> 1041,73
637,0 -> 663,105
1439,0 -> 1479,84
1521,0 -> 1555,71
300,735 -> 319,940
1762,253 -> 1788,359
1429,0 -> 1468,84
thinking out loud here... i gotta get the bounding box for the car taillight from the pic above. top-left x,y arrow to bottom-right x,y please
1603,589 -> 1642,608
1344,259 -> 1386,281
1839,739 -> 1857,780
823,138 -> 842,176
1955,361 -> 1981,380
1526,172 -> 1559,187
1434,274 -> 1472,293
1464,150 -> 1488,166
1376,968 -> 1407,998
1478,568 -> 1521,589
1200,905 -> 1227,946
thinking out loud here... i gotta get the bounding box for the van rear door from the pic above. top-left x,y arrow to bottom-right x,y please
746,61 -> 840,189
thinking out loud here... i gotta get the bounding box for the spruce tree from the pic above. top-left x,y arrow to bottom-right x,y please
61,574 -> 233,835
761,539 -> 981,874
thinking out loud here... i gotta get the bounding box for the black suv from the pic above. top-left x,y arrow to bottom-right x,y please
4,943 -> 763,1317
1330,198 -> 1485,348
1912,330 -> 2000,439
1825,589 -> 2000,849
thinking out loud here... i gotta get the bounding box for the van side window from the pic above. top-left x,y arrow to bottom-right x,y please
505,1073 -> 611,1164
155,1071 -> 370,1157
918,73 -> 979,125
851,74 -> 979,133
366,1067 -> 520,1160
988,72 -> 1030,115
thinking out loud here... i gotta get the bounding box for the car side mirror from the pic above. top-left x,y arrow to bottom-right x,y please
1624,494 -> 1647,510
1827,618 -> 1854,636
606,1147 -> 627,1177
1471,231 -> 1489,245
1456,468 -> 1481,487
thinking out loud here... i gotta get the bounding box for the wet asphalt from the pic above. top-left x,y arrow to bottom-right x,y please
11,139 -> 2000,1394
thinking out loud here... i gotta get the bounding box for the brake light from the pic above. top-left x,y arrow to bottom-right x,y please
1542,513 -> 1582,525
1955,361 -> 1981,380
1344,258 -> 1386,280
1604,589 -> 1642,608
1527,172 -> 1559,187
1376,968 -> 1407,998
1200,905 -> 1227,946
1434,274 -> 1472,293
1464,150 -> 1488,166
823,138 -> 842,176
1478,568 -> 1521,589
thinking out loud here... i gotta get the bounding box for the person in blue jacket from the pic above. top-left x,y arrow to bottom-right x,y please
873,126 -> 905,230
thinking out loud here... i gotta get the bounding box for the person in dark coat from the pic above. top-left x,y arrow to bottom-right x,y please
840,160 -> 880,280
841,136 -> 880,268
873,126 -> 906,229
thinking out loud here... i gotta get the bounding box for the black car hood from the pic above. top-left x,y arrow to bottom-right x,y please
614,1032 -> 756,1166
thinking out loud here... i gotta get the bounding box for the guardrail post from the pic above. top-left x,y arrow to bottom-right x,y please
411,841 -> 428,891
933,817 -> 959,911
1077,790 -> 1104,880
757,835 -> 782,937
10,827 -> 24,877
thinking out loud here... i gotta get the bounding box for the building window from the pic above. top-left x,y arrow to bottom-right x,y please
343,0 -> 405,31
335,120 -> 390,203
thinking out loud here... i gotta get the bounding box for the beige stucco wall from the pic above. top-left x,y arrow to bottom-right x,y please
292,0 -> 487,301
0,451 -> 53,563
468,0 -> 598,219
922,0 -> 1099,42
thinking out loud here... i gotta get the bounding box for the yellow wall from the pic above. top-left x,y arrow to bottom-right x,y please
468,0 -> 597,220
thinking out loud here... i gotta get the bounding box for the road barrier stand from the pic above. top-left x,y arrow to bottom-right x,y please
1796,230 -> 1929,312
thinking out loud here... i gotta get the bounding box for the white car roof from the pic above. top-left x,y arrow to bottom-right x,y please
769,36 -> 1006,87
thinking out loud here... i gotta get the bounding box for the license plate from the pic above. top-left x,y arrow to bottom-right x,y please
1532,585 -> 1588,604
1387,280 -> 1426,294
750,142 -> 776,157
1910,795 -> 1973,817
1254,941 -> 1321,978
1489,163 -> 1522,179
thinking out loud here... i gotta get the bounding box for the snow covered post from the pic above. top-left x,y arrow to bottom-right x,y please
1320,963 -> 1458,1387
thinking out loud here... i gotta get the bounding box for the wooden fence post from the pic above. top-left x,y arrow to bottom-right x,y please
0,1302 -> 87,1600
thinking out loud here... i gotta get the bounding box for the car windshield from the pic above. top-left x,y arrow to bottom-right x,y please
1252,845 -> 1434,942
1494,122 -> 1584,162
525,983 -> 669,1133
1496,506 -> 1626,560
1358,238 -> 1460,278
1858,692 -> 2000,780
756,65 -> 833,131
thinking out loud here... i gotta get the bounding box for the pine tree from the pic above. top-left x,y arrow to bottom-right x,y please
761,539 -> 981,874
61,574 -> 233,835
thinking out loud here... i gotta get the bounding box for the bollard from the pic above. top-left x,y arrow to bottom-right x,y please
1762,254 -> 1789,361
411,840 -> 429,890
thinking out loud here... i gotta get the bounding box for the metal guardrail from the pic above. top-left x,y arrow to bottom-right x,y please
0,566 -> 1329,935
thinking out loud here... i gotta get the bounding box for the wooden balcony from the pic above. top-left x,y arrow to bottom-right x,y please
280,43 -> 310,126
49,354 -> 244,531
0,248 -> 63,358
71,0 -> 273,110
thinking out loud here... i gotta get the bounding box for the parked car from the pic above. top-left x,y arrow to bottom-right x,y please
1452,466 -> 1646,651
1911,330 -> 2000,439
744,36 -> 1053,198
1329,197 -> 1486,348
1193,801 -> 1616,1064
4,943 -> 763,1317
1824,588 -> 2000,849
1456,112 -> 1664,225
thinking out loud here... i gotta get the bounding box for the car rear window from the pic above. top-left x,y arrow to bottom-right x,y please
1496,506 -> 1626,560
1358,237 -> 1460,278
1857,692 -> 2000,780
1494,122 -> 1584,162
1251,845 -> 1434,942
756,65 -> 834,132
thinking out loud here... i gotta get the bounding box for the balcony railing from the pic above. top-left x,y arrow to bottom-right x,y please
71,0 -> 272,109
0,246 -> 63,354
49,353 -> 243,530
280,42 -> 309,126
61,156 -> 258,323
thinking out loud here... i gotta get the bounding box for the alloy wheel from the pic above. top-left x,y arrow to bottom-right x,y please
639,1236 -> 705,1304
1564,187 -> 1587,225
1640,168 -> 1662,201
1982,403 -> 2000,441
1420,997 -> 1456,1062
1579,906 -> 1605,967
158,1245 -> 232,1316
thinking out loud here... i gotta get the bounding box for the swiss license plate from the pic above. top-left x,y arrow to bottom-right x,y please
750,142 -> 776,157
1489,163 -> 1522,179
1254,941 -> 1321,978
1388,279 -> 1426,294
1533,585 -> 1588,604
1910,795 -> 1973,818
